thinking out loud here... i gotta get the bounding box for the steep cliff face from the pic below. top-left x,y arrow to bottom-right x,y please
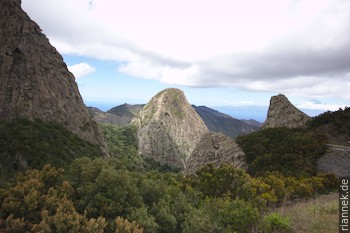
0,0 -> 108,154
131,88 -> 208,169
185,132 -> 246,174
262,94 -> 310,129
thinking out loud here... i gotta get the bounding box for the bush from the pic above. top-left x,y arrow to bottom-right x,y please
259,213 -> 293,233
236,128 -> 326,177
0,119 -> 101,186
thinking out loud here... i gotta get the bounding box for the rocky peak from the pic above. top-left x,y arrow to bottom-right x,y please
185,132 -> 246,174
131,88 -> 208,169
0,0 -> 108,154
262,94 -> 310,129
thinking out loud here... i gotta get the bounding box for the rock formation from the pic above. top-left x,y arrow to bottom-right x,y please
317,146 -> 350,177
262,94 -> 310,129
186,132 -> 246,174
131,88 -> 208,169
0,0 -> 108,154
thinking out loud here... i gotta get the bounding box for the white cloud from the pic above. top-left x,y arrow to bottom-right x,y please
22,0 -> 350,100
297,100 -> 347,111
68,63 -> 96,79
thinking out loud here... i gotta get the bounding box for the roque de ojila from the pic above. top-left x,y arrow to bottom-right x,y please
185,132 -> 247,174
262,94 -> 310,129
0,0 -> 108,154
131,88 -> 208,169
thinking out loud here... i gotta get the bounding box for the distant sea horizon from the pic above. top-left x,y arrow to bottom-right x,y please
85,100 -> 324,123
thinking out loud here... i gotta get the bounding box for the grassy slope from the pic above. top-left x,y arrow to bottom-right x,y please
275,193 -> 338,233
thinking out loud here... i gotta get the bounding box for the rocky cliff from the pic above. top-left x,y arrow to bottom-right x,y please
131,88 -> 208,169
262,94 -> 310,129
186,132 -> 246,174
0,0 -> 108,154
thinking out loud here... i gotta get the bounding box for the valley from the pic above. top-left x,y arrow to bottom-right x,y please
0,0 -> 349,232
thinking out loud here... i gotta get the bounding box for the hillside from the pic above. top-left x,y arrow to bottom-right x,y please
87,107 -> 130,125
0,119 -> 101,185
107,103 -> 144,119
308,107 -> 350,145
192,105 -> 260,137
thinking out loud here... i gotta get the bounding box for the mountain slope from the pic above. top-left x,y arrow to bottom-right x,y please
193,105 -> 260,137
131,88 -> 208,169
87,107 -> 126,125
106,104 -> 144,125
0,0 -> 107,154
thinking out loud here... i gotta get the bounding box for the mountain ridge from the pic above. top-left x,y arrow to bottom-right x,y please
192,105 -> 261,138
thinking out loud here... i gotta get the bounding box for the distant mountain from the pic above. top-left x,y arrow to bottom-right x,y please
86,107 -> 126,125
131,88 -> 208,169
262,94 -> 310,129
86,104 -> 144,125
107,103 -> 144,123
241,119 -> 262,128
192,105 -> 261,138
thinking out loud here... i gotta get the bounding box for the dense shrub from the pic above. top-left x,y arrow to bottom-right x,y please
0,119 -> 101,185
236,128 -> 326,177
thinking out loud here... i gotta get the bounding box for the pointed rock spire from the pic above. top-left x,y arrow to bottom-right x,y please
132,88 -> 208,169
262,94 -> 310,129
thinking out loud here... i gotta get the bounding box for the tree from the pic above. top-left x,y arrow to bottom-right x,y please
0,165 -> 107,232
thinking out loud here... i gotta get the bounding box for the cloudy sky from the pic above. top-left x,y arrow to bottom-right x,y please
22,0 -> 350,120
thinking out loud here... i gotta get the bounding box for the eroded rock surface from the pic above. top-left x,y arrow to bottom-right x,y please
0,0 -> 108,154
132,88 -> 208,168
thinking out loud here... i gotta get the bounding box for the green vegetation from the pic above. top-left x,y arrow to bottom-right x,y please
308,106 -> 350,144
0,119 -> 101,185
0,119 -> 340,232
236,127 -> 327,177
275,193 -> 339,233
258,213 -> 293,233
102,124 -> 138,158
101,124 -> 180,173
0,160 -> 338,232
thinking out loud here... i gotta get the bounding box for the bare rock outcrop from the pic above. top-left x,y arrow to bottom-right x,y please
186,132 -> 246,174
0,0 -> 108,154
262,94 -> 310,129
317,146 -> 350,177
131,88 -> 208,169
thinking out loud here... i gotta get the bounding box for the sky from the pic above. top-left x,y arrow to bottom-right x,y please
21,0 -> 350,121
